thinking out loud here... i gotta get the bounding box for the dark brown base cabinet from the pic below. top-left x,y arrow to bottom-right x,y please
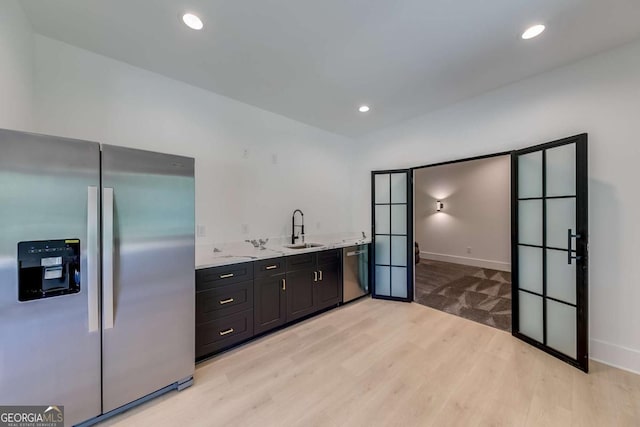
196,248 -> 344,361
196,310 -> 253,358
195,262 -> 255,359
285,268 -> 316,322
315,250 -> 342,311
253,275 -> 286,335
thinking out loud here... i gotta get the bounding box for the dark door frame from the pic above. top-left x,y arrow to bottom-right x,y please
406,150 -> 512,307
370,169 -> 414,302
511,133 -> 589,372
371,133 -> 588,372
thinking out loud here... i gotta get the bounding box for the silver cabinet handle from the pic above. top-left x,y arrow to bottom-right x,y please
314,271 -> 318,282
319,270 -> 323,281
220,273 -> 234,279
219,298 -> 234,305
265,265 -> 277,270
219,328 -> 234,336
103,187 -> 115,330
282,278 -> 286,291
87,186 -> 99,332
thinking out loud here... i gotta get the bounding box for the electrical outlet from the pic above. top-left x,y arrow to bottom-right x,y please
271,153 -> 278,164
316,221 -> 321,230
241,224 -> 249,234
196,225 -> 206,238
243,149 -> 249,159
466,247 -> 471,254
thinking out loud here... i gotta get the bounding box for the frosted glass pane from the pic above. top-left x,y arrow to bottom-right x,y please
375,205 -> 390,234
547,300 -> 577,359
546,144 -> 576,197
519,291 -> 543,342
546,198 -> 575,249
518,200 -> 542,246
518,151 -> 542,198
518,246 -> 543,294
376,266 -> 391,296
375,235 -> 390,265
547,249 -> 576,305
391,204 -> 407,235
391,267 -> 407,298
391,173 -> 407,203
391,236 -> 407,266
375,174 -> 390,204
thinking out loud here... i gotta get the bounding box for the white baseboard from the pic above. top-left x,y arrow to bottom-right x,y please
419,251 -> 511,272
590,338 -> 640,375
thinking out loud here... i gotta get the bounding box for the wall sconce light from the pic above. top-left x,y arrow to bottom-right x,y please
436,201 -> 444,212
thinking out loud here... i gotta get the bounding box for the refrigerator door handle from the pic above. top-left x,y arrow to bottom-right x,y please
87,186 -> 100,332
103,187 -> 115,329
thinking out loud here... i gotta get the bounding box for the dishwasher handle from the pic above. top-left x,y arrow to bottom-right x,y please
346,250 -> 366,257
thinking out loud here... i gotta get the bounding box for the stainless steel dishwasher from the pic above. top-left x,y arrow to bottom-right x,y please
342,245 -> 369,303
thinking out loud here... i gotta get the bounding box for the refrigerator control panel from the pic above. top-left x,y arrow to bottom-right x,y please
17,239 -> 81,302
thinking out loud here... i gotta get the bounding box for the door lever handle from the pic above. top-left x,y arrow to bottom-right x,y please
567,229 -> 582,264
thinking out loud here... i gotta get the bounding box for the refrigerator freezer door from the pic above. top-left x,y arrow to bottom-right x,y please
0,129 -> 102,426
101,145 -> 195,412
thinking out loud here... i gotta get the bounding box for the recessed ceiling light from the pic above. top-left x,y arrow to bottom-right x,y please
182,13 -> 204,30
358,105 -> 370,113
522,24 -> 545,40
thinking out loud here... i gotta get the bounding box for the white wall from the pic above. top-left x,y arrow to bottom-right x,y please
0,0 -> 34,130
414,156 -> 510,271
352,38 -> 640,373
31,36 -> 354,250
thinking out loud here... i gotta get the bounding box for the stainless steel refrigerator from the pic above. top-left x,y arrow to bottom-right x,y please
0,129 -> 195,426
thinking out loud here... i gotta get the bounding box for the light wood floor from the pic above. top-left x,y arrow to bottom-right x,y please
102,298 -> 640,427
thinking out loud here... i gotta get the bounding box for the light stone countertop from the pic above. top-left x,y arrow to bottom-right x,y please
196,232 -> 371,269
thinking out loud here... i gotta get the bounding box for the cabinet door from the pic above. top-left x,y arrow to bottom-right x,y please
315,261 -> 341,311
286,269 -> 316,322
254,276 -> 287,335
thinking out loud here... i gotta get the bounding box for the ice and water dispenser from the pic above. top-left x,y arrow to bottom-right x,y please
17,239 -> 81,301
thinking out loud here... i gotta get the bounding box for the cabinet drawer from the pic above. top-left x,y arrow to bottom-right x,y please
254,257 -> 285,278
286,252 -> 316,272
196,261 -> 254,291
196,280 -> 253,323
318,248 -> 341,266
196,309 -> 254,358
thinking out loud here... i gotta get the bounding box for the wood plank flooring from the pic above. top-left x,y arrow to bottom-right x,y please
101,298 -> 640,427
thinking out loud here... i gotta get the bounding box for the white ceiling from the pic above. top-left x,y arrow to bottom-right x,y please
21,0 -> 640,137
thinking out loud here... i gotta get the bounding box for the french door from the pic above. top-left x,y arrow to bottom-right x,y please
371,170 -> 413,302
512,134 -> 589,372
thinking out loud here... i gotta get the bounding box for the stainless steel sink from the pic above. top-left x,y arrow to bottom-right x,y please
283,242 -> 325,250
